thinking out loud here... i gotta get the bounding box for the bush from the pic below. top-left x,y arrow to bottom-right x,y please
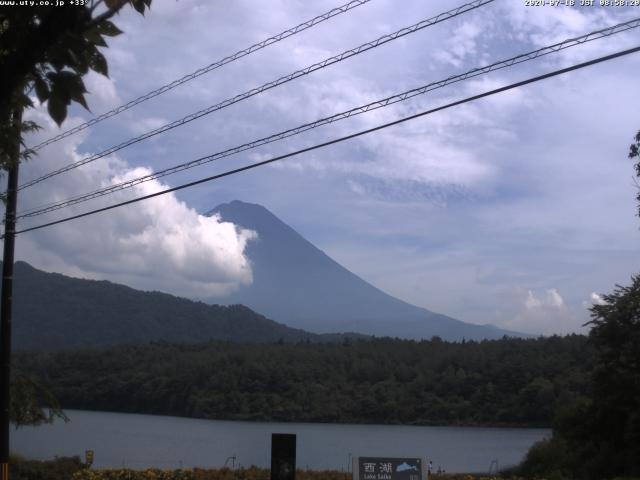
71,467 -> 350,480
10,454 -> 86,480
511,437 -> 569,479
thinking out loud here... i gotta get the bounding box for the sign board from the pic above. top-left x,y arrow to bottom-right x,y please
353,457 -> 426,480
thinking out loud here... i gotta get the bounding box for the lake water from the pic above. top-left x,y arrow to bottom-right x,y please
14,410 -> 549,474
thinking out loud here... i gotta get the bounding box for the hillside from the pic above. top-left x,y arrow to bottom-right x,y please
7,261 -> 341,351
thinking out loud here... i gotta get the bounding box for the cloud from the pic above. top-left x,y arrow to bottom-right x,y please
11,108 -> 256,298
347,179 -> 365,196
525,289 -> 565,309
505,3 -> 592,44
501,287 -> 585,335
128,116 -> 170,135
433,20 -> 483,68
4,0 -> 636,339
83,71 -> 121,112
584,292 -> 607,308
499,2 -> 640,66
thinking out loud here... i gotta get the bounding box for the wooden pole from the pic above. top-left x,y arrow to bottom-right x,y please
0,108 -> 22,480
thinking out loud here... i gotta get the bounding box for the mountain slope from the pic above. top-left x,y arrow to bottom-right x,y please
209,200 -> 522,340
7,261 -> 337,351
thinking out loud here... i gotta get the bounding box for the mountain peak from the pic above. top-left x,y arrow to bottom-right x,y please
207,199 -> 269,216
206,200 -> 524,340
207,200 -> 298,238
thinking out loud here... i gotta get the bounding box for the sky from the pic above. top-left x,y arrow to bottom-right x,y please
9,0 -> 640,335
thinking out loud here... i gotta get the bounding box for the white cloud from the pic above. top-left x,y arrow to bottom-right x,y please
584,292 -> 607,307
433,20 -> 483,67
525,289 -> 565,309
128,116 -> 170,135
504,3 -> 593,45
12,108 -> 256,298
502,287 -> 584,335
347,179 -> 365,196
83,71 -> 121,112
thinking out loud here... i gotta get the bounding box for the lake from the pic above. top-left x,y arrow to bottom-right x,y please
14,410 -> 549,474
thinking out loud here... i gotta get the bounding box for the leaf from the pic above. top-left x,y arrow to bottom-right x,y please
11,370 -> 68,427
54,70 -> 87,93
85,29 -> 107,47
48,73 -> 72,104
47,96 -> 67,126
66,39 -> 90,74
70,90 -> 89,111
47,45 -> 66,71
69,90 -> 89,111
46,72 -> 68,102
20,120 -> 41,133
130,0 -> 146,14
89,50 -> 108,77
32,75 -> 48,103
50,71 -> 90,111
68,50 -> 85,73
20,94 -> 34,109
74,54 -> 90,75
95,20 -> 123,37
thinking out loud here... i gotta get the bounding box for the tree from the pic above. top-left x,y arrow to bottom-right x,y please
10,369 -> 67,427
629,130 -> 640,218
0,0 -> 152,434
515,277 -> 640,480
583,275 -> 640,478
515,131 -> 640,479
1,0 -> 152,170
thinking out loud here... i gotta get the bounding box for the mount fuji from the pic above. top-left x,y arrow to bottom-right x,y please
208,200 -> 523,341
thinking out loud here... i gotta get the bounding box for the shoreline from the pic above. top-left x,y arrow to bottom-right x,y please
47,408 -> 554,430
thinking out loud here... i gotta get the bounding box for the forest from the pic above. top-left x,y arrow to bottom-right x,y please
13,272 -> 640,480
17,335 -> 592,428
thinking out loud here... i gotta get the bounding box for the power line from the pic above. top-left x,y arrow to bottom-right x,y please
18,0 -> 494,191
17,18 -> 640,220
12,45 -> 640,237
29,0 -> 373,152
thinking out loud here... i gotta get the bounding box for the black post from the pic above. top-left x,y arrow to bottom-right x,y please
271,433 -> 296,480
0,108 -> 21,480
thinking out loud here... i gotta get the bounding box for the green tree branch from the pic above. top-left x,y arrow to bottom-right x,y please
0,0 -> 152,426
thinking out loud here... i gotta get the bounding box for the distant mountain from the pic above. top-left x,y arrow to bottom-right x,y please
6,261 -> 356,352
209,200 -> 523,341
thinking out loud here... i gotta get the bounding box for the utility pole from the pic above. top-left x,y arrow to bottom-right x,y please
0,108 -> 22,480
